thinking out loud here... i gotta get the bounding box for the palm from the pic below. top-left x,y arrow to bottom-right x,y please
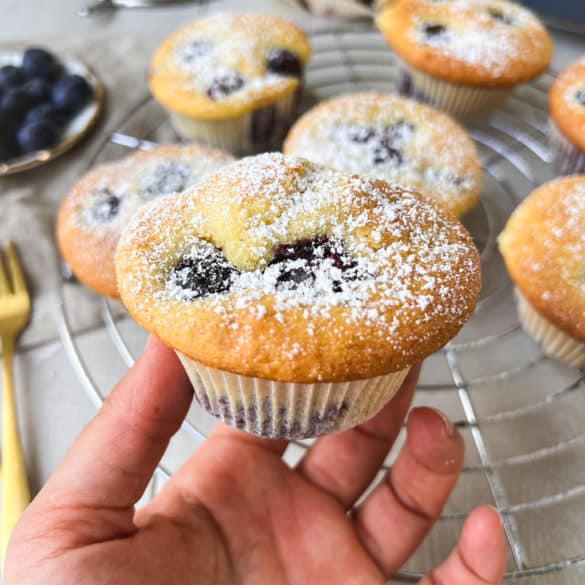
7,340 -> 506,585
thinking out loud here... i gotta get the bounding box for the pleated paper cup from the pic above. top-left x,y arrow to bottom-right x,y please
177,352 -> 410,439
168,89 -> 300,156
399,62 -> 512,122
516,289 -> 585,368
548,118 -> 585,176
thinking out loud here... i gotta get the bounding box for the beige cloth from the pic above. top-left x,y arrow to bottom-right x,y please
0,35 -> 157,349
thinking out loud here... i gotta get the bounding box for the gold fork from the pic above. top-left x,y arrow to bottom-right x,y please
0,242 -> 31,566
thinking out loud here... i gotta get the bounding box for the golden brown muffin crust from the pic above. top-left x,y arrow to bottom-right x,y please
550,58 -> 585,152
116,154 -> 481,382
376,0 -> 553,87
150,12 -> 312,120
498,176 -> 585,342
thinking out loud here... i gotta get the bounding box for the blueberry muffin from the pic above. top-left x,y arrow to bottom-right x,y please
549,57 -> 585,176
149,13 -> 311,154
284,92 -> 482,217
376,0 -> 553,120
498,176 -> 585,367
57,143 -> 234,298
116,153 -> 481,438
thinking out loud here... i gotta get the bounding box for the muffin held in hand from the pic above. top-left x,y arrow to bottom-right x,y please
284,92 -> 482,217
376,0 -> 553,121
57,143 -> 234,298
499,176 -> 585,367
116,153 -> 481,439
149,12 -> 311,154
549,58 -> 585,176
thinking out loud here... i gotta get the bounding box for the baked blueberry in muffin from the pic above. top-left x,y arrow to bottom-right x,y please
149,13 -> 311,154
57,143 -> 234,298
116,153 -> 481,438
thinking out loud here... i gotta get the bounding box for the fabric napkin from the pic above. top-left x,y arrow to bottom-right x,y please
0,35 -> 157,350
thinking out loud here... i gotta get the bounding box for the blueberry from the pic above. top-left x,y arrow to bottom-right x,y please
575,89 -> 585,107
23,77 -> 52,104
172,247 -> 239,299
90,189 -> 122,224
207,73 -> 244,100
422,23 -> 448,40
270,237 -> 359,291
22,48 -> 61,81
373,140 -> 403,165
0,65 -> 26,89
487,8 -> 514,25
1,88 -> 33,120
266,49 -> 303,78
182,39 -> 211,62
24,103 -> 65,126
16,120 -> 60,152
0,133 -> 20,162
52,74 -> 93,114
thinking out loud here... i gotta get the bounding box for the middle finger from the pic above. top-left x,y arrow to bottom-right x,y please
295,364 -> 420,509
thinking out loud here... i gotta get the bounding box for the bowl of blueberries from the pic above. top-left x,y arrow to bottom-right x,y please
0,47 -> 104,175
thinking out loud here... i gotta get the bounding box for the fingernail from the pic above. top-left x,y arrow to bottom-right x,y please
432,408 -> 455,437
488,505 -> 505,526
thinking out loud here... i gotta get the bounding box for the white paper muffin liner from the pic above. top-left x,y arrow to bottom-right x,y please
548,118 -> 585,176
167,89 -> 300,156
399,61 -> 513,121
177,351 -> 410,439
516,289 -> 585,368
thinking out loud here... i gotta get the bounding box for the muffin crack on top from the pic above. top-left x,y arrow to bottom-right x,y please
115,153 -> 481,383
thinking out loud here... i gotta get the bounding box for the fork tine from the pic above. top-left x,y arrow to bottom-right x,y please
6,242 -> 27,296
0,247 -> 10,296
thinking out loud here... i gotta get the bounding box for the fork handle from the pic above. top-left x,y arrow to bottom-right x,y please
1,335 -> 30,567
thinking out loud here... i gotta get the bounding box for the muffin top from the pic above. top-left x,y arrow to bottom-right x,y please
149,13 -> 311,120
284,92 -> 482,217
376,0 -> 553,87
498,176 -> 585,342
57,143 -> 234,298
550,57 -> 585,151
116,153 -> 481,382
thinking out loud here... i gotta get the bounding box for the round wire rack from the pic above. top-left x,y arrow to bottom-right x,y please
58,27 -> 585,583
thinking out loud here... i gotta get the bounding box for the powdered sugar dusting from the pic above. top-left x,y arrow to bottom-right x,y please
408,0 -> 549,75
284,93 -> 480,215
118,153 -> 481,361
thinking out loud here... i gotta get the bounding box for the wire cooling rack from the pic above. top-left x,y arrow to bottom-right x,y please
58,27 -> 585,584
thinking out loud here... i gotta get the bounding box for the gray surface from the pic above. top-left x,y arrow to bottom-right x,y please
2,1 -> 585,583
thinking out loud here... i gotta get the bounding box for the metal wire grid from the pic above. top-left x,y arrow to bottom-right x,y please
57,28 -> 585,582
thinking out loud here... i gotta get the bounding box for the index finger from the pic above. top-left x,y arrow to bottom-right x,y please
36,337 -> 193,513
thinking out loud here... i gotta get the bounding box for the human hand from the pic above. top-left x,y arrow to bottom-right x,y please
6,338 -> 507,584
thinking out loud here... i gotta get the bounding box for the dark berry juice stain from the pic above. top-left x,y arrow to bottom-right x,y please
487,7 -> 515,25
207,72 -> 245,100
143,161 -> 190,199
202,395 -> 350,438
90,189 -> 121,224
266,49 -> 303,78
182,39 -> 211,62
422,23 -> 448,41
347,122 -> 414,166
270,236 -> 359,292
172,246 -> 239,299
251,104 -> 277,145
574,89 -> 585,107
